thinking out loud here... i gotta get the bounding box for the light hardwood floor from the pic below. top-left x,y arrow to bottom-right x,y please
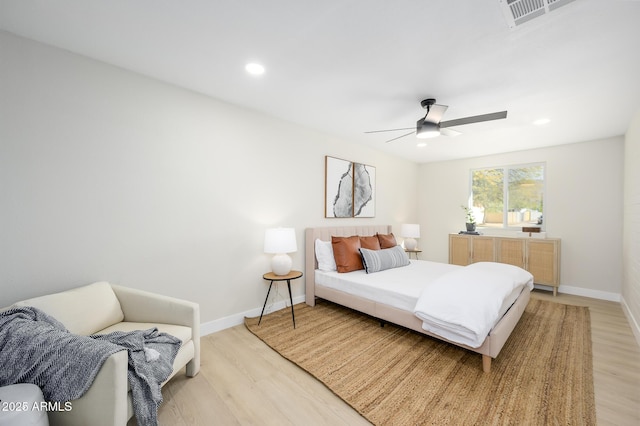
153,290 -> 640,425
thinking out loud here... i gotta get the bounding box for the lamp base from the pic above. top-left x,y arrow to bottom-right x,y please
404,238 -> 417,251
271,253 -> 292,276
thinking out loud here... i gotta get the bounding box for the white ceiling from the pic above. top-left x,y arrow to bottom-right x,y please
1,0 -> 639,163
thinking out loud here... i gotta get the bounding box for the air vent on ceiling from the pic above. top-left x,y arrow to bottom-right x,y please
499,0 -> 577,28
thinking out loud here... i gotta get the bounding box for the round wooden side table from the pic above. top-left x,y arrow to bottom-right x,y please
259,270 -> 303,328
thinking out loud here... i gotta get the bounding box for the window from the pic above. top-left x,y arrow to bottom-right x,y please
470,163 -> 545,229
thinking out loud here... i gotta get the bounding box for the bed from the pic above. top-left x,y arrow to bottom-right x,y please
304,225 -> 533,373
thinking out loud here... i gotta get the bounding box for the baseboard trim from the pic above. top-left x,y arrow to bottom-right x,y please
203,286 -> 623,336
621,296 -> 640,348
535,284 -> 621,302
200,295 -> 306,336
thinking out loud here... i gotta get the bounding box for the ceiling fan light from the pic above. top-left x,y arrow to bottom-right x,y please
416,120 -> 440,139
416,129 -> 440,139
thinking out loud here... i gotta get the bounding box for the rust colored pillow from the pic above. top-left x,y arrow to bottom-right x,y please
359,236 -> 381,250
331,236 -> 364,273
376,232 -> 397,249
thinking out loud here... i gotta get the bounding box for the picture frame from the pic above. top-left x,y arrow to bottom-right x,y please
325,156 -> 375,218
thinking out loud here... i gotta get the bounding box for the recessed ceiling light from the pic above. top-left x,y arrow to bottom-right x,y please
533,118 -> 551,126
245,63 -> 265,76
417,142 -> 428,148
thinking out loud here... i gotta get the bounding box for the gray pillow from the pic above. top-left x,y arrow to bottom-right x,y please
359,245 -> 410,274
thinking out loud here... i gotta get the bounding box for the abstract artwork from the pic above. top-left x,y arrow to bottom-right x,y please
353,162 -> 375,217
325,156 -> 375,218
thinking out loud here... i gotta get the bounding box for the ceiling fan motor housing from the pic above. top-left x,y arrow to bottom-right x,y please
416,118 -> 440,138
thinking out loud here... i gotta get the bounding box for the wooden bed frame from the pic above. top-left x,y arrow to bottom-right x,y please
304,225 -> 530,373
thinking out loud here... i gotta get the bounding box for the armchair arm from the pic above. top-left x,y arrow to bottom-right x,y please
48,350 -> 129,426
110,284 -> 199,329
110,284 -> 200,377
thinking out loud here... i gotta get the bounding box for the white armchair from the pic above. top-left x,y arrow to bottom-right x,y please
9,282 -> 200,426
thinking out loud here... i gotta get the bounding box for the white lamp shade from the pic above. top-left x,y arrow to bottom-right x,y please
264,228 -> 297,254
401,224 -> 420,238
265,228 -> 297,275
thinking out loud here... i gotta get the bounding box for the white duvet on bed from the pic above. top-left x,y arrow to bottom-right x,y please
315,260 -> 460,312
414,262 -> 534,348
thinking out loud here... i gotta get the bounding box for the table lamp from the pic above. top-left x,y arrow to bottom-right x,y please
401,224 -> 420,251
264,228 -> 297,276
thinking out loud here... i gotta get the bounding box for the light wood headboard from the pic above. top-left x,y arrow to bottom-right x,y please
304,225 -> 392,306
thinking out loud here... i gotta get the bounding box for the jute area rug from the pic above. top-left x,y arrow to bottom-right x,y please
245,298 -> 595,426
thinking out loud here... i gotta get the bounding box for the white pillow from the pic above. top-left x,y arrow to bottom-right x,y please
315,239 -> 337,271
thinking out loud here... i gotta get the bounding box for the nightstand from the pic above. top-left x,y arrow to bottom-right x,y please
405,249 -> 422,260
259,270 -> 303,328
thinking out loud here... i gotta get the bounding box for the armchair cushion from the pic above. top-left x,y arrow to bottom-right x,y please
97,322 -> 192,346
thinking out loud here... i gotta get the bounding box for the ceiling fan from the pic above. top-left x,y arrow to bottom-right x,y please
365,99 -> 508,143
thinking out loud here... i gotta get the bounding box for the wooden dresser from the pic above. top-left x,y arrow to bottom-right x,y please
449,233 -> 561,296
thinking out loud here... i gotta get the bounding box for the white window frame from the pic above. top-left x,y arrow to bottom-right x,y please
469,162 -> 546,231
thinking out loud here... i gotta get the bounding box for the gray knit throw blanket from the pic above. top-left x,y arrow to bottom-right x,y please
0,306 -> 181,426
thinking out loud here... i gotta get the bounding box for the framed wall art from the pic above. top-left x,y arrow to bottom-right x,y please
325,156 -> 375,218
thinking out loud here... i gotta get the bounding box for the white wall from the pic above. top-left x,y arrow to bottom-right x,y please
623,109 -> 640,344
0,31 -> 419,325
418,138 -> 624,297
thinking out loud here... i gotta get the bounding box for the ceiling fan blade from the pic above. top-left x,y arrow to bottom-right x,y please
364,127 -> 415,134
440,127 -> 462,137
424,104 -> 448,124
440,111 -> 507,128
385,131 -> 415,143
